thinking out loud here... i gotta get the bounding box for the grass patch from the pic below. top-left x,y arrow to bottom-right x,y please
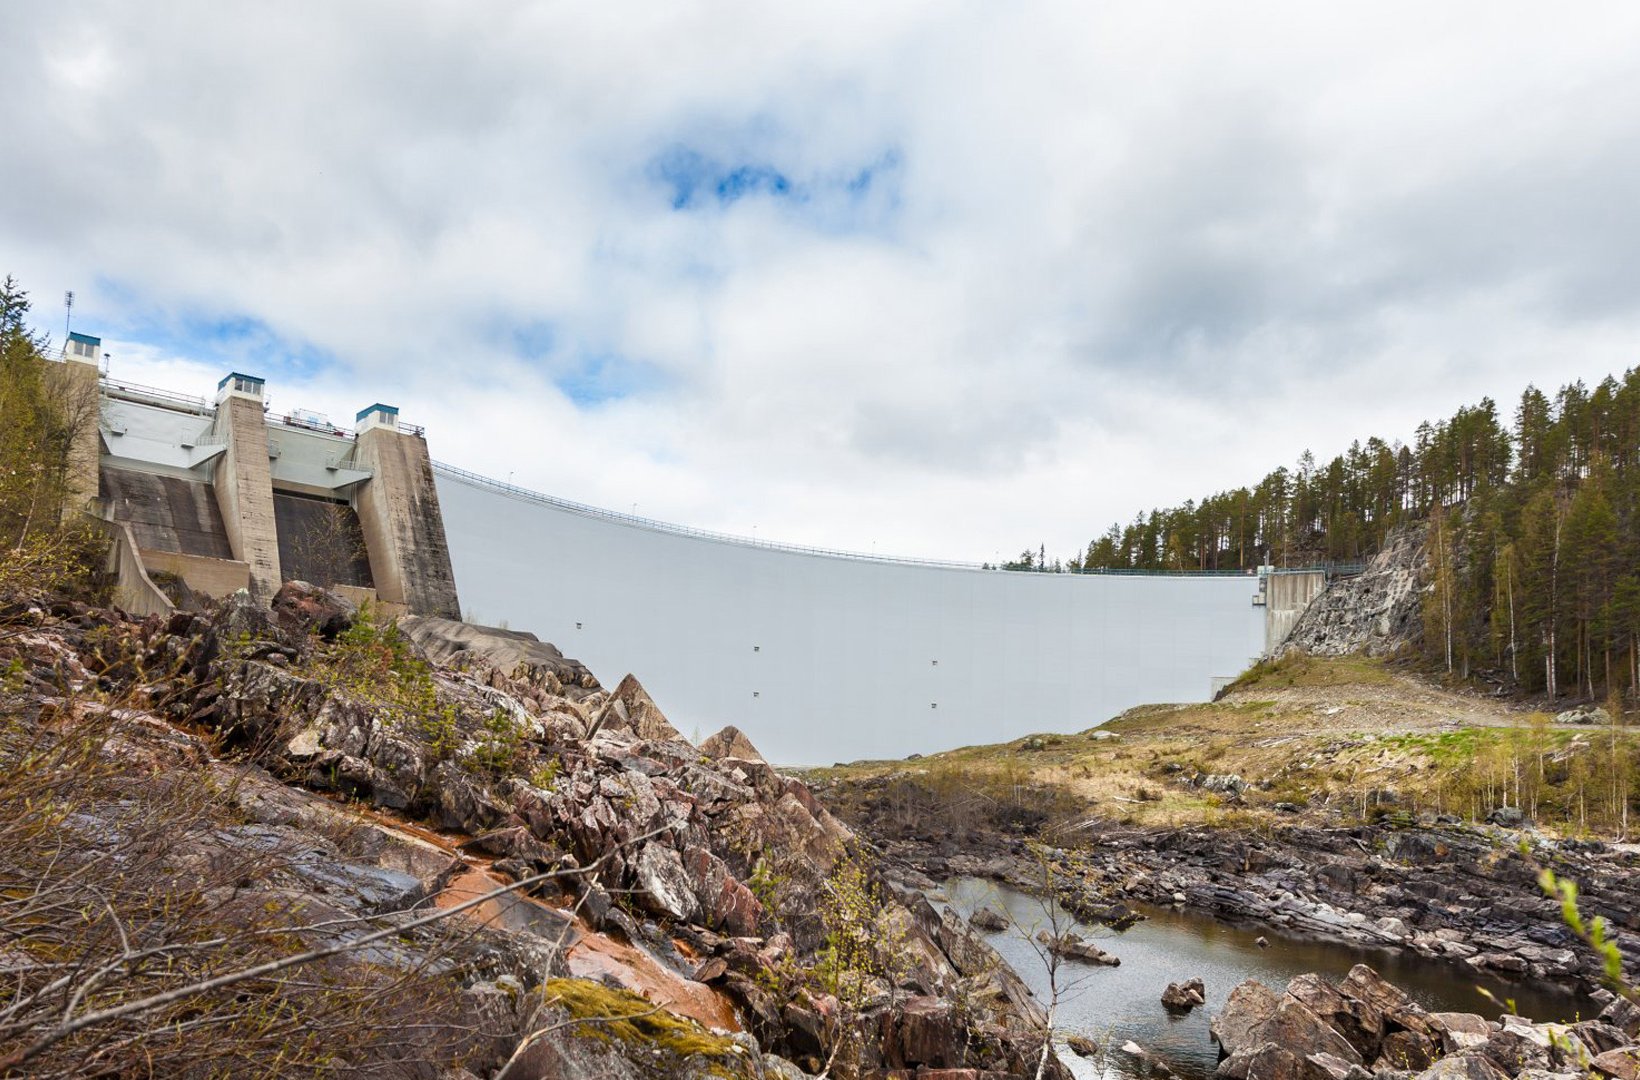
1228,653 -> 1393,692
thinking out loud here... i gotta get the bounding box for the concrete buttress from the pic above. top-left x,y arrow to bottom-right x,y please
351,427 -> 461,619
210,394 -> 283,598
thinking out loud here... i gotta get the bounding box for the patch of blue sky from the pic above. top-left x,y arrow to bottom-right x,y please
96,283 -> 339,379
647,143 -> 903,234
553,353 -> 673,408
508,319 -> 556,360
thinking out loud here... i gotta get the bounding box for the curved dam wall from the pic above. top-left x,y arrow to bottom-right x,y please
435,469 -> 1266,765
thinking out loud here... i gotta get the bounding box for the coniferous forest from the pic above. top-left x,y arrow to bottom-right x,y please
1055,373 -> 1640,701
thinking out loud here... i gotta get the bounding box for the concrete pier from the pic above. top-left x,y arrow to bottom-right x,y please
209,375 -> 283,599
350,406 -> 461,619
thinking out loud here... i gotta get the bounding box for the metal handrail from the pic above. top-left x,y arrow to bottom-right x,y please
431,460 -> 985,569
100,377 -> 215,417
431,460 -> 1325,577
273,413 -> 353,439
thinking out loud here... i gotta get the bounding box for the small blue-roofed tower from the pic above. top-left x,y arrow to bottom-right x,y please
354,403 -> 399,435
63,331 -> 101,368
216,372 -> 265,405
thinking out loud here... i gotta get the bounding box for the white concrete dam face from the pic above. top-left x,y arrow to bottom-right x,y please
436,473 -> 1265,766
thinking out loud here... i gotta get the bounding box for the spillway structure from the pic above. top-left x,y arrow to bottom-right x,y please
66,353 -> 1307,765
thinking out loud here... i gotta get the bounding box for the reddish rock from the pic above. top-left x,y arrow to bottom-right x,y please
699,724 -> 764,762
1594,1048 -> 1640,1080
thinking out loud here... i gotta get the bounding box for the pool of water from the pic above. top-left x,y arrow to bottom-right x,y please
940,877 -> 1595,1080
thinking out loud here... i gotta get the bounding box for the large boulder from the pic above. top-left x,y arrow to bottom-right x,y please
398,616 -> 598,692
1287,972 -> 1382,1060
1213,981 -> 1283,1057
1213,979 -> 1361,1075
271,580 -> 357,641
1163,979 -> 1207,1012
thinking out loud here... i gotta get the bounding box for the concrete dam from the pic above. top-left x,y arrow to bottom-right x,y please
73,348 -> 1309,765
434,468 -> 1272,765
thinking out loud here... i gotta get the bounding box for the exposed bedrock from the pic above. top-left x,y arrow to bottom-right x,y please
11,587 -> 1069,1078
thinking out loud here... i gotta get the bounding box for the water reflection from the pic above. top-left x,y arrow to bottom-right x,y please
940,877 -> 1593,1080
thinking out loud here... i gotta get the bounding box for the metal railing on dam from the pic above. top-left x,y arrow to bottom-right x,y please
432,460 -> 1353,579
433,463 -> 1272,765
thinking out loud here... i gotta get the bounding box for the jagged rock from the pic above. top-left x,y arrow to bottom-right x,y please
1213,979 -> 1362,1069
1202,774 -> 1247,796
969,906 -> 1008,931
1308,1051 -> 1374,1080
1287,972 -> 1382,1060
1162,978 -> 1207,1011
880,995 -> 963,1069
1123,1040 -> 1176,1077
1384,832 -> 1448,865
1575,1021 -> 1633,1055
1426,1013 -> 1491,1055
1214,981 -> 1284,1057
1602,997 -> 1640,1038
1035,930 -> 1120,965
1480,1015 -> 1555,1073
1411,1052 -> 1509,1080
605,674 -> 682,742
1379,1031 -> 1440,1072
1484,806 -> 1526,827
20,585 -> 1079,1080
699,725 -> 765,762
1218,1042 -> 1306,1080
1594,1049 -> 1640,1080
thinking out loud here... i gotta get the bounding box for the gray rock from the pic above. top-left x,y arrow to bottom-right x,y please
633,842 -> 699,922
1202,774 -> 1247,796
1557,705 -> 1612,726
1412,1053 -> 1509,1080
1162,978 -> 1207,1011
1427,1013 -> 1491,1055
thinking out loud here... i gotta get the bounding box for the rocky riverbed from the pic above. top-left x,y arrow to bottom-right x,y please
839,805 -> 1640,998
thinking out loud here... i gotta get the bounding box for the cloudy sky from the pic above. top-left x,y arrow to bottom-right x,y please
5,3 -> 1638,563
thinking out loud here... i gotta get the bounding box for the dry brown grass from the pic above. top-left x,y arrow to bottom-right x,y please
807,656 -> 1640,834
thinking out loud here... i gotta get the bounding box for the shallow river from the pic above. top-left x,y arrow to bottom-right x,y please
940,877 -> 1595,1080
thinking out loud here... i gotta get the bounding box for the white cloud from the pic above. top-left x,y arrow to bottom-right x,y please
6,2 -> 1640,561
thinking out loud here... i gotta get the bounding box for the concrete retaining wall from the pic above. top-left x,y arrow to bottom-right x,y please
138,548 -> 251,601
1263,570 -> 1328,653
97,519 -> 175,618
